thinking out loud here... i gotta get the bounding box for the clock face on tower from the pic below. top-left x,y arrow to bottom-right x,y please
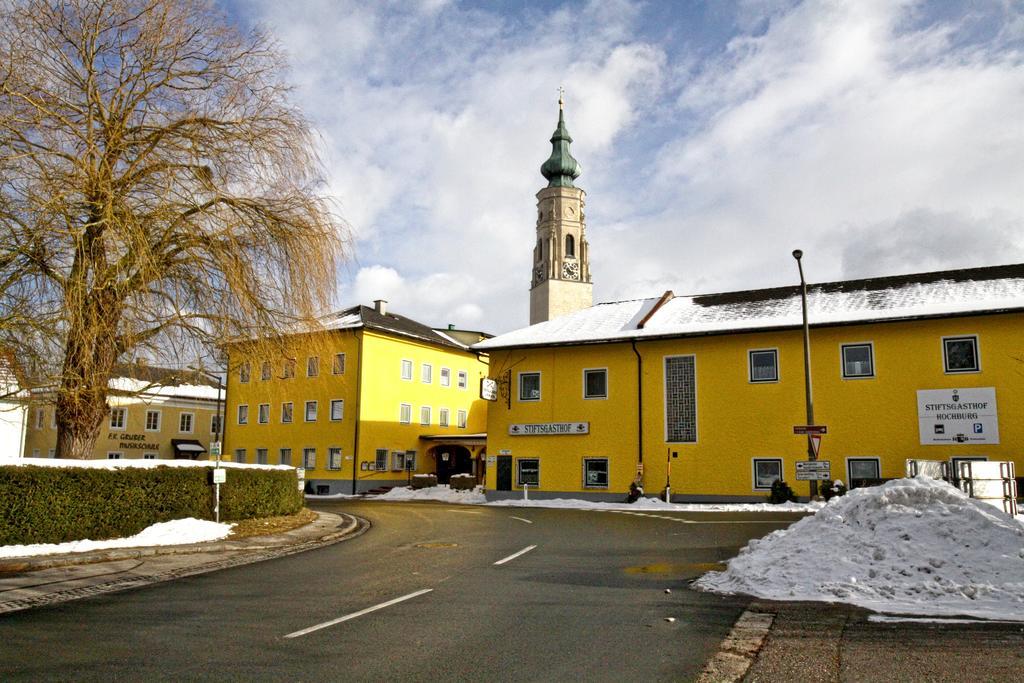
561,261 -> 580,280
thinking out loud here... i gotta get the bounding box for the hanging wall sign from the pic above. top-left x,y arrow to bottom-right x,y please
917,387 -> 999,445
508,422 -> 589,436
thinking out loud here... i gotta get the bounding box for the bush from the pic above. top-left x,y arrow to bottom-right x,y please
767,479 -> 797,504
0,464 -> 301,546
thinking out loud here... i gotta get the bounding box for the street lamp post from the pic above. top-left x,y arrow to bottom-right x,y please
792,249 -> 818,499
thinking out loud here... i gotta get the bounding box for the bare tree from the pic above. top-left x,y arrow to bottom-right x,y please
0,0 -> 345,457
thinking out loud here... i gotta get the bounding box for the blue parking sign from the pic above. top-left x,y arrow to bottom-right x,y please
973,423 -> 983,434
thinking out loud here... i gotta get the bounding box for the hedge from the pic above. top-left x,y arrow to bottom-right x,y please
0,465 -> 302,546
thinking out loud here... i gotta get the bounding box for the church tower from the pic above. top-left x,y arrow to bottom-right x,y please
529,95 -> 592,325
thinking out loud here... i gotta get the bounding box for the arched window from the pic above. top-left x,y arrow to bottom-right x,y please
565,234 -> 575,258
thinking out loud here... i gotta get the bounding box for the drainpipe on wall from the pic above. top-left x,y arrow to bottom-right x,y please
631,339 -> 643,485
351,330 -> 364,495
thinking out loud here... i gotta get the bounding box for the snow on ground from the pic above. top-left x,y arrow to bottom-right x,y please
307,485 -> 821,513
695,476 -> 1024,621
0,518 -> 234,559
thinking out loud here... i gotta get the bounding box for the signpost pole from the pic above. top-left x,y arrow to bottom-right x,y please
665,448 -> 671,502
793,249 -> 818,498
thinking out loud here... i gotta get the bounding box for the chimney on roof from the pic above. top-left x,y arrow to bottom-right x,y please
448,324 -> 455,330
374,299 -> 387,315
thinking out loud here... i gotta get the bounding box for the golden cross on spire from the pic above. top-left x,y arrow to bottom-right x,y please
558,85 -> 565,110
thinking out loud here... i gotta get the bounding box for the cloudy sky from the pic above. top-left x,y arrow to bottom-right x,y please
228,0 -> 1024,334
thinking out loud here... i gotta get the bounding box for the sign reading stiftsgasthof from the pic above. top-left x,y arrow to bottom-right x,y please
917,387 -> 999,445
508,422 -> 589,436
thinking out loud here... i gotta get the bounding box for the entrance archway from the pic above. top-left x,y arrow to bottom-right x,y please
432,445 -> 473,484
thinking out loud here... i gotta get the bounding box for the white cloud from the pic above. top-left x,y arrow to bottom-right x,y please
243,0 -> 1024,333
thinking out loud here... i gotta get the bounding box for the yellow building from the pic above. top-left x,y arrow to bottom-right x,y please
224,301 -> 490,495
474,264 -> 1024,502
23,365 -> 223,460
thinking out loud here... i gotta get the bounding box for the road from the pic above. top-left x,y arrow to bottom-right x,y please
0,501 -> 805,681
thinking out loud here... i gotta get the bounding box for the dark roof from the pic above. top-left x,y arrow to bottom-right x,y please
321,305 -> 470,351
691,263 -> 1024,308
475,262 -> 1024,350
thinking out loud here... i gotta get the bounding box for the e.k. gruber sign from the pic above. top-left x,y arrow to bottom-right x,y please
508,422 -> 589,436
917,387 -> 999,445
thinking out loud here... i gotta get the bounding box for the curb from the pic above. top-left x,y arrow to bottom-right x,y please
697,607 -> 775,682
0,511 -> 363,574
0,512 -> 370,615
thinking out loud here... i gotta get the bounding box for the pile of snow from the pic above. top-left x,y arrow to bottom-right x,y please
0,518 -> 233,559
695,476 -> 1024,621
372,484 -> 487,504
0,456 -> 291,471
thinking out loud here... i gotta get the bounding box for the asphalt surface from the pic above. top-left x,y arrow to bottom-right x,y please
0,501 -> 804,682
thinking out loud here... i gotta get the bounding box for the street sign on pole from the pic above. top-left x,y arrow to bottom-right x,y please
793,425 -> 828,435
809,434 -> 822,458
796,460 -> 831,481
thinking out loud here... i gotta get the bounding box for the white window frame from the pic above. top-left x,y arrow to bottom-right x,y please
234,448 -> 246,463
239,362 -> 250,383
748,348 -> 779,383
439,408 -> 450,427
421,363 -> 433,384
47,448 -> 55,458
391,450 -> 407,471
663,354 -> 698,444
260,360 -> 272,381
237,404 -> 248,425
457,370 -> 468,390
304,400 -> 318,422
51,410 -> 56,429
440,367 -> 451,387
401,359 -> 413,381
518,371 -> 541,402
258,403 -> 270,424
328,447 -> 342,470
846,457 -> 881,487
583,368 -> 608,400
279,448 -> 292,466
333,352 -> 346,375
303,447 -> 316,470
144,452 -> 157,460
405,450 -> 417,471
307,356 -> 319,377
256,448 -> 269,465
457,409 -> 467,429
281,402 -> 293,424
374,448 -> 388,471
420,405 -> 431,426
841,342 -> 875,379
110,407 -> 127,430
145,409 -> 161,432
582,457 -> 609,488
330,399 -> 344,422
35,407 -> 44,430
752,458 -> 783,491
31,448 -> 39,457
107,451 -> 122,460
179,411 -> 195,434
942,335 -> 980,373
399,403 -> 412,424
517,458 -> 540,487
283,358 -> 296,379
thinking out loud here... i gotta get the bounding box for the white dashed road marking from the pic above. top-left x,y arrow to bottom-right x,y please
494,545 -> 538,566
284,589 -> 434,639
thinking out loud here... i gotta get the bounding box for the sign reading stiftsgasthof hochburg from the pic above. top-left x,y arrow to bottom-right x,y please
917,387 -> 999,445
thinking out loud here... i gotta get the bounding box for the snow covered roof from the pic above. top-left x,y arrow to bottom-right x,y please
474,264 -> 1024,350
320,304 -> 472,351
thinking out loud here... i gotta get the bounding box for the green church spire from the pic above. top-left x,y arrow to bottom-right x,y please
540,91 -> 582,188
